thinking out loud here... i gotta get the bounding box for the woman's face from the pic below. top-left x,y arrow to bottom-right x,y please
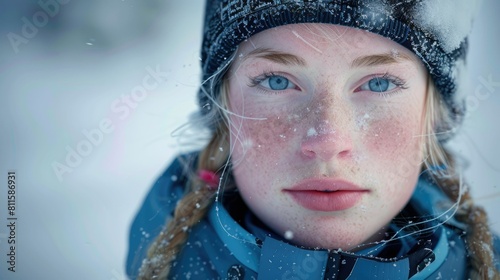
227,24 -> 427,250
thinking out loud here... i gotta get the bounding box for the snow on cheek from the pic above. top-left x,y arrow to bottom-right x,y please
307,127 -> 318,137
355,113 -> 371,131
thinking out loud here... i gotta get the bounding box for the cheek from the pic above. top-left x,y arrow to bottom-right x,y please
229,97 -> 305,154
229,110 -> 305,196
230,114 -> 297,161
366,114 -> 420,159
361,108 -> 424,198
229,116 -> 294,200
360,98 -> 424,161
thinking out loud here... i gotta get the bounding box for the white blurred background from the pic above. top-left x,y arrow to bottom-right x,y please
0,0 -> 498,279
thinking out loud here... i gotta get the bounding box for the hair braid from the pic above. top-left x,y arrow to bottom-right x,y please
138,124 -> 229,279
432,155 -> 499,280
423,80 -> 499,279
435,154 -> 500,280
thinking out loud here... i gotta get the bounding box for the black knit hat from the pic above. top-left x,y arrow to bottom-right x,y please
199,0 -> 479,139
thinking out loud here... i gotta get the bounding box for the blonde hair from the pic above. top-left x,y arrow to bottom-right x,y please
422,79 -> 499,280
137,78 -> 232,279
139,74 -> 499,279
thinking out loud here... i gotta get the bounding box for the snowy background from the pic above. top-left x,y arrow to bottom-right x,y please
0,0 -> 498,279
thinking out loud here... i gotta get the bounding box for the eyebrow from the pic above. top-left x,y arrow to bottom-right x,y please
351,52 -> 414,68
244,48 -> 307,66
243,48 -> 413,68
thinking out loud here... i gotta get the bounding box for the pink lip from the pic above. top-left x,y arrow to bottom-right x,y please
284,179 -> 369,212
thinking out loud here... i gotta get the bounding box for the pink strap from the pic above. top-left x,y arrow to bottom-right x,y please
198,169 -> 220,189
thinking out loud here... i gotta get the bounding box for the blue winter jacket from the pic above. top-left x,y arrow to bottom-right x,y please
126,154 -> 500,279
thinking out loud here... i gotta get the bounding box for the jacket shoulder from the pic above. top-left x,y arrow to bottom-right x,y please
169,205 -> 259,280
125,153 -> 197,278
494,234 -> 500,272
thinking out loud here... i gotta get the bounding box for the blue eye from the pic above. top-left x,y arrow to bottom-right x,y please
360,77 -> 397,92
268,76 -> 289,90
260,75 -> 295,91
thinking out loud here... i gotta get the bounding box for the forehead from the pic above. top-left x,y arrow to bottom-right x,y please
237,23 -> 417,63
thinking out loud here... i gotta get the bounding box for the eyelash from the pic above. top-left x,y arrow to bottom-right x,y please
247,72 -> 409,96
382,73 -> 406,87
247,71 -> 293,91
357,73 -> 409,97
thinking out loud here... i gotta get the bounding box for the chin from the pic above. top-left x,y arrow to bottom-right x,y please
284,218 -> 390,251
284,227 -> 366,251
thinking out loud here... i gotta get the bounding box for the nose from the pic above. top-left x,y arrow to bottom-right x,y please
300,103 -> 353,161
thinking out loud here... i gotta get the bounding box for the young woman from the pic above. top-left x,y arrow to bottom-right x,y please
127,1 -> 500,279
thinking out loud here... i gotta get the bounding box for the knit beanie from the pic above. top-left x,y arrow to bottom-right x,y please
199,0 -> 480,139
